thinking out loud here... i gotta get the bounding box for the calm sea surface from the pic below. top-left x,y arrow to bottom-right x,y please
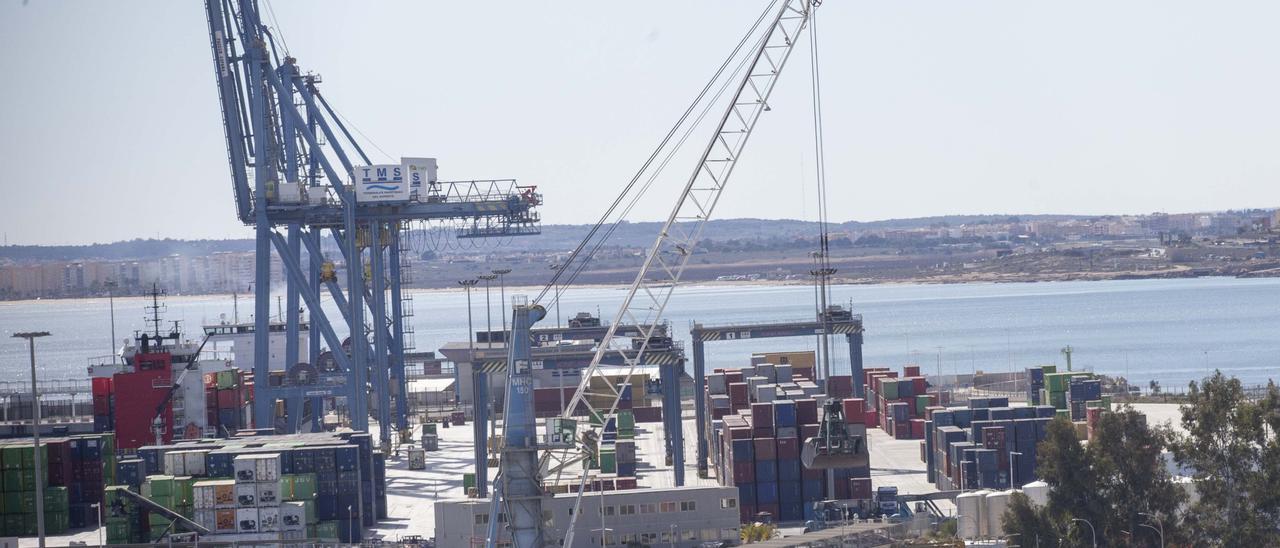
1,277 -> 1276,388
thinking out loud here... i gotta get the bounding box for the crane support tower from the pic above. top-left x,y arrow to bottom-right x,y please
488,1 -> 820,545
203,0 -> 541,448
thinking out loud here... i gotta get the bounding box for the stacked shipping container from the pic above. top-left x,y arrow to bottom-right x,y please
0,434 -> 116,536
707,363 -> 871,524
923,397 -> 1058,491
106,431 -> 382,543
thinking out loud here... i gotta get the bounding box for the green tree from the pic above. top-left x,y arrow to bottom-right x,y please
1003,492 -> 1063,547
1087,406 -> 1184,546
1005,410 -> 1182,547
1173,371 -> 1280,545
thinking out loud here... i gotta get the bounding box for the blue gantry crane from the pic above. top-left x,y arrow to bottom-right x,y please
203,0 -> 541,447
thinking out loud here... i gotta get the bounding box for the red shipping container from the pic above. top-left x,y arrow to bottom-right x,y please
864,409 -> 879,429
833,479 -> 852,499
733,461 -> 755,484
913,377 -> 927,395
910,418 -> 925,439
725,371 -> 745,385
633,406 -> 662,423
91,377 -> 113,398
796,399 -> 818,426
850,478 -> 873,500
751,402 -> 774,427
776,437 -> 800,460
801,463 -> 824,481
894,422 -> 910,439
730,427 -> 752,440
801,424 -> 820,440
827,376 -> 854,399
842,398 -> 866,422
616,478 -> 638,490
92,395 -> 111,416
217,388 -> 239,409
903,365 -> 921,378
754,438 -> 777,460
728,383 -> 749,406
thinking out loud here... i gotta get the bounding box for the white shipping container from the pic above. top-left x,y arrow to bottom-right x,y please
195,509 -> 218,533
233,456 -> 257,482
235,508 -> 259,533
235,483 -> 257,508
280,501 -> 305,531
776,364 -> 794,383
193,482 -> 214,509
256,481 -> 281,506
184,451 -> 208,477
255,454 -> 282,482
258,506 -> 280,532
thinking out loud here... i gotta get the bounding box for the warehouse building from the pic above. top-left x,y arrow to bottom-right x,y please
433,485 -> 741,548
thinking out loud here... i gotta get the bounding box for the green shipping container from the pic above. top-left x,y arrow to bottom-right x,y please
599,450 -> 617,474
916,395 -> 931,415
45,511 -> 68,534
217,370 -> 238,389
282,473 -> 317,500
1049,391 -> 1068,410
1,514 -> 20,534
315,520 -> 339,540
173,476 -> 195,507
3,490 -> 36,514
106,521 -> 132,543
3,468 -> 37,492
44,486 -> 68,509
881,379 -> 899,400
1055,409 -> 1071,420
145,475 -> 176,498
20,444 -> 46,470
617,411 -> 635,433
149,523 -> 171,541
463,473 -> 476,491
422,423 -> 438,436
1040,365 -> 1057,375
0,447 -> 20,471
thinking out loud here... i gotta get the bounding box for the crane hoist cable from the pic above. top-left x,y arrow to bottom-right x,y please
531,1 -> 779,308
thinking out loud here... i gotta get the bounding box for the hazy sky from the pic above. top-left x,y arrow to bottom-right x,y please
2,1 -> 1279,245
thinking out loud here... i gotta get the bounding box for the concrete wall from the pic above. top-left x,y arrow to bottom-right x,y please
434,485 -> 741,548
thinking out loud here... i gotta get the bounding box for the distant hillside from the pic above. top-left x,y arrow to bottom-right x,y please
0,214 -> 1093,262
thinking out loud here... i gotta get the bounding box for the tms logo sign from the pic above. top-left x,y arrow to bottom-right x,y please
352,164 -> 409,203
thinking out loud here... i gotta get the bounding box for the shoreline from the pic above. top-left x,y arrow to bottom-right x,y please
2,270 -> 1275,305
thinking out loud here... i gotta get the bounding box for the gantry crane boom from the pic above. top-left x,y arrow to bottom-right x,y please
484,2 -> 818,546
203,0 -> 542,443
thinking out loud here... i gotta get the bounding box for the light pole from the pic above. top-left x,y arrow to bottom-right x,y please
13,331 -> 50,548
1010,451 -> 1022,488
492,268 -> 511,341
478,274 -> 497,348
1139,512 -> 1165,548
91,502 -> 101,547
548,264 -> 563,327
106,281 -> 118,364
1071,518 -> 1097,548
348,505 -> 355,543
458,280 -> 478,360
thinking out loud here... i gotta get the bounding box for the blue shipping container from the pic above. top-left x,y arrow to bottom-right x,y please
778,482 -> 801,503
755,460 -> 778,482
732,439 -> 753,462
737,483 -> 757,506
773,401 -> 797,428
802,479 -> 824,501
778,459 -> 800,482
756,481 -> 779,504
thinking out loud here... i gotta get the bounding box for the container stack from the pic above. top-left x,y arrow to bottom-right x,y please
863,366 -> 935,440
107,431 -> 383,543
91,377 -> 114,433
708,362 -> 871,524
203,369 -> 251,434
0,433 -> 116,535
582,411 -> 638,482
922,397 -> 1058,491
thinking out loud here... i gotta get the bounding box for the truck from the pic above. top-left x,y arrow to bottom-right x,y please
875,486 -> 900,517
